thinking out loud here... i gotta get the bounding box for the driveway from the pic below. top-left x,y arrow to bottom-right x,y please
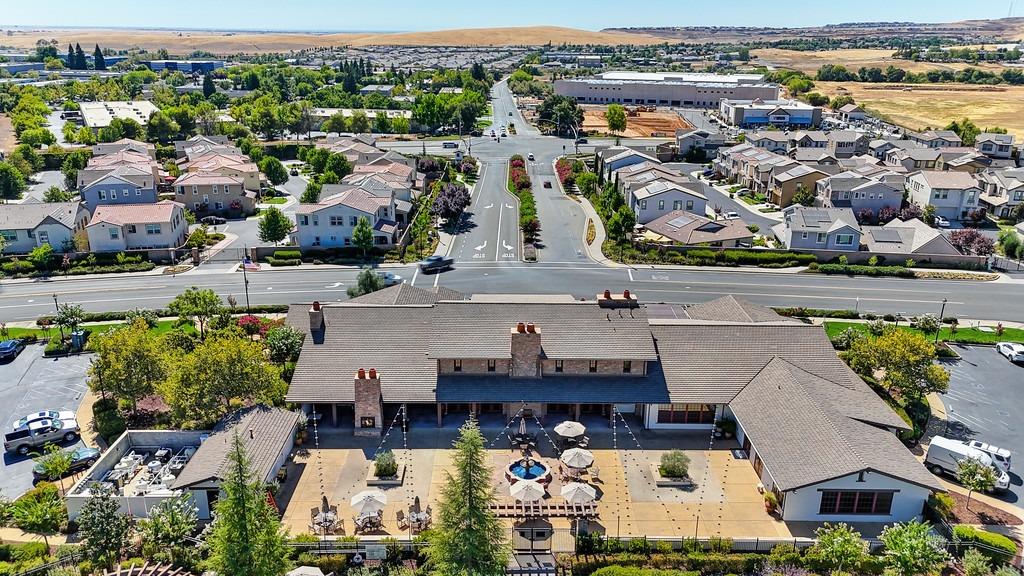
0,345 -> 91,498
939,344 -> 1024,504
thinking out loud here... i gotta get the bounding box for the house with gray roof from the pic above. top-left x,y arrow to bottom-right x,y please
816,169 -> 904,217
906,170 -> 981,221
772,206 -> 860,251
977,167 -> 1024,219
627,180 -> 707,224
0,201 -> 90,254
906,129 -> 963,149
284,292 -> 942,523
974,133 -> 1015,159
826,131 -> 870,159
861,218 -> 960,256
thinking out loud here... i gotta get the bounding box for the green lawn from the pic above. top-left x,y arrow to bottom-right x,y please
3,319 -> 196,340
261,196 -> 288,205
823,321 -> 1024,344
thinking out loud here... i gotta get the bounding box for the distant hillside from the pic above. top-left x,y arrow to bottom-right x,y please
604,17 -> 1024,44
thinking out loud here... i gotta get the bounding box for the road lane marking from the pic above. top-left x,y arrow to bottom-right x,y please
483,203 -> 493,209
410,269 -> 419,286
475,241 -> 488,252
630,287 -> 963,305
433,272 -> 440,288
495,201 -> 503,262
628,269 -> 634,282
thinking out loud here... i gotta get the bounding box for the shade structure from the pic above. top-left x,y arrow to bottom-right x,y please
560,482 -> 597,504
554,421 -> 586,438
560,448 -> 595,469
350,490 -> 387,515
510,479 -> 546,502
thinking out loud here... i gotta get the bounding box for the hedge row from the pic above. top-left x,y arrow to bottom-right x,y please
815,264 -> 915,278
266,257 -> 301,267
953,525 -> 1017,564
774,307 -> 861,319
571,552 -> 763,576
36,304 -> 290,325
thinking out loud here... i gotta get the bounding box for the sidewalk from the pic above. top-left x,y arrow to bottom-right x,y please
576,195 -> 618,267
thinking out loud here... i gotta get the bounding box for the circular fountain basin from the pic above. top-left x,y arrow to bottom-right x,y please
506,459 -> 552,485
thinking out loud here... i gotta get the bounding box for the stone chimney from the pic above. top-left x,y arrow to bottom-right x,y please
309,301 -> 324,332
354,368 -> 383,437
510,322 -> 542,378
597,289 -> 639,309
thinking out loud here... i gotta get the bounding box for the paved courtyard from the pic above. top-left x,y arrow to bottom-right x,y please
276,416 -> 790,542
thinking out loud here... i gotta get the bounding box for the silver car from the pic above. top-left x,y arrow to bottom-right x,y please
996,342 -> 1024,363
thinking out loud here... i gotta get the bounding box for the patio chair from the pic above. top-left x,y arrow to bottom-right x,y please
310,506 -> 320,519
590,466 -> 601,483
328,505 -> 338,515
397,510 -> 409,530
334,518 -> 345,535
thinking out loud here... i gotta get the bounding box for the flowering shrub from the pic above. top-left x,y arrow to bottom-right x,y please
238,314 -> 268,337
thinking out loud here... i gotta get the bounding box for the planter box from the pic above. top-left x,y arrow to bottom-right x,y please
366,463 -> 406,487
651,463 -> 695,488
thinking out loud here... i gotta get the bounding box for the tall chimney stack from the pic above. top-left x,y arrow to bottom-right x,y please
309,301 -> 324,331
510,322 -> 542,378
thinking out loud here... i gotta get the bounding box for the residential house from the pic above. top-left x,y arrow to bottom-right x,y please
173,135 -> 233,159
791,149 -> 838,164
86,201 -> 189,252
324,175 -> 414,225
284,290 -> 941,523
837,104 -> 867,122
0,202 -> 90,254
861,218 -> 961,256
937,151 -> 993,174
747,154 -> 800,196
975,133 -> 1015,159
885,147 -> 941,171
906,129 -> 963,149
789,130 -> 829,151
78,150 -> 162,209
772,206 -> 860,251
173,173 -> 256,216
825,131 -> 870,159
92,138 -> 156,159
746,131 -> 790,154
816,168 -> 904,217
768,164 -> 827,208
869,138 -> 924,160
675,128 -> 733,157
294,188 -> 398,249
977,168 -> 1024,219
616,161 -> 689,197
906,170 -> 981,221
180,152 -> 261,191
627,180 -> 708,224
599,147 -> 660,180
641,211 -> 753,247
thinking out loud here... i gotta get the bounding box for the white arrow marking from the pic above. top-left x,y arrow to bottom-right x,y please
474,241 -> 488,252
505,203 -> 514,209
483,203 -> 494,209
326,282 -> 343,288
266,286 -> 273,290
502,240 -> 514,251
27,299 -> 34,303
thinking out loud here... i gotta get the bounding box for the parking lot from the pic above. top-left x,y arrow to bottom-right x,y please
939,344 -> 1024,504
0,344 -> 91,498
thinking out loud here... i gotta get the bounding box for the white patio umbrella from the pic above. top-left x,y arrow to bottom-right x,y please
554,421 -> 586,438
350,489 -> 388,515
560,482 -> 597,505
560,448 -> 595,469
510,479 -> 546,502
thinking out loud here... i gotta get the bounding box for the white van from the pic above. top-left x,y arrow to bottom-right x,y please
966,440 -> 1012,472
926,436 -> 1009,492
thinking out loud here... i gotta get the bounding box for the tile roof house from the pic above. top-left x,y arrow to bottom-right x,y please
773,206 -> 860,252
285,292 -> 941,524
78,150 -> 162,209
0,201 -> 90,254
86,200 -> 188,252
294,187 -> 398,249
173,172 -> 256,217
641,211 -> 753,247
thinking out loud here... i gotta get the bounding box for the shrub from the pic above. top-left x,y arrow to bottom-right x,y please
271,250 -> 302,260
10,542 -> 48,562
266,257 -> 301,267
816,264 -> 914,278
93,397 -> 126,443
768,543 -> 802,567
373,450 -> 398,478
659,450 -> 690,478
953,525 -> 1017,564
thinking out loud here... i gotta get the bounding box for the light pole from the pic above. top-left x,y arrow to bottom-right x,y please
241,247 -> 252,313
936,298 -> 948,344
52,294 -> 64,342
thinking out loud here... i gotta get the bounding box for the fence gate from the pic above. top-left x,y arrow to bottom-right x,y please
202,246 -> 248,264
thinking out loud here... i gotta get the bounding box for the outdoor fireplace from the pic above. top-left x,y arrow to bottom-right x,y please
360,416 -> 376,429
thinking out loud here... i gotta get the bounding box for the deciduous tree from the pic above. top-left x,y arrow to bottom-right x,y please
167,286 -> 222,339
352,215 -> 374,260
606,205 -> 636,242
842,328 -> 949,400
958,457 -> 998,510
606,104 -> 627,133
257,206 -> 292,244
10,482 -> 65,548
264,325 -> 304,364
42,185 -> 73,203
78,486 -> 133,570
0,162 -> 28,200
258,156 -> 288,186
809,522 -> 868,573
346,266 -> 385,298
140,493 -> 199,568
89,318 -> 168,413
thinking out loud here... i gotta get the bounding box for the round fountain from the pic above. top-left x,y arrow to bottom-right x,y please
506,457 -> 552,485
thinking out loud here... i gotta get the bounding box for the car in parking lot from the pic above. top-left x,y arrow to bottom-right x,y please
419,255 -> 454,273
724,211 -> 741,220
966,440 -> 1012,471
0,340 -> 24,361
201,215 -> 227,226
13,410 -> 77,431
996,342 -> 1024,363
32,446 -> 101,481
4,419 -> 80,455
934,215 -> 950,228
376,271 -> 403,286
289,167 -> 299,176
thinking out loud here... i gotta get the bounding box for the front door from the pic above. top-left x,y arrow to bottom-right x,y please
752,451 -> 764,478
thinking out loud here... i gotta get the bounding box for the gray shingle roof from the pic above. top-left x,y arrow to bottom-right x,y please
0,202 -> 83,230
682,295 -> 791,323
171,406 -> 299,489
729,358 -> 941,492
786,207 -> 859,233
345,284 -> 466,306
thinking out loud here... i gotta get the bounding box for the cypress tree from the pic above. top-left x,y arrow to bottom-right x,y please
74,43 -> 87,70
203,74 -> 216,98
67,44 -> 76,69
93,44 -> 106,70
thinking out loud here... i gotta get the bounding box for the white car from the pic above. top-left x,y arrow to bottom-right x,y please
996,342 -> 1024,363
376,271 -> 403,287
966,440 -> 1012,472
13,410 -> 77,431
934,215 -> 950,228
724,211 -> 740,220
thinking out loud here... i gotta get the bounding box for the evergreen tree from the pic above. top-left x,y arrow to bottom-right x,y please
425,418 -> 509,576
78,486 -> 133,569
207,433 -> 289,576
67,44 -> 75,69
74,43 -> 87,70
93,44 -> 106,70
203,74 -> 216,98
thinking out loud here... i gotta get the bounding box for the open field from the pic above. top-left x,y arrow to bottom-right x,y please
814,81 -> 1024,138
582,106 -> 691,138
0,26 -> 665,53
754,48 -> 1008,74
0,115 -> 17,155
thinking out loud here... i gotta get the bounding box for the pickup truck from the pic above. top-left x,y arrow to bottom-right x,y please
4,418 -> 80,455
419,255 -> 454,273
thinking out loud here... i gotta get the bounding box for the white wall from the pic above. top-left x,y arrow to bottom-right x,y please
781,472 -> 931,523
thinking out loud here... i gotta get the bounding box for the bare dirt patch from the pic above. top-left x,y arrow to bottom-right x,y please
582,106 -> 691,138
0,114 -> 17,154
947,491 -> 1023,526
754,48 -> 1008,75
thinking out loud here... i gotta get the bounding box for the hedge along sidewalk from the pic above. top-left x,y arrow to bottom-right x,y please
0,263 -> 169,285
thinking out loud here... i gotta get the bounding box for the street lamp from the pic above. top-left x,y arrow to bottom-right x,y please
936,298 -> 948,344
241,247 -> 252,313
52,294 -> 64,342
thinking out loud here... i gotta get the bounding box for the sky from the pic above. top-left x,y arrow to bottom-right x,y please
0,0 -> 1015,32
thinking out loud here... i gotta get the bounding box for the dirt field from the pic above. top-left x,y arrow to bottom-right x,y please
582,106 -> 691,138
814,81 -> 1024,138
754,48 -> 1008,74
0,26 -> 664,54
0,115 -> 17,156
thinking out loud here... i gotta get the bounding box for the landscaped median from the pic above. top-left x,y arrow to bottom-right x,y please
1,248 -> 156,279
507,154 -> 539,260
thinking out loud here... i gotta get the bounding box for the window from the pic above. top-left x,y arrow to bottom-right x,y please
818,491 -> 894,515
215,202 -> 224,210
686,200 -> 694,210
589,360 -> 598,373
658,200 -> 664,210
135,188 -> 142,196
109,228 -> 120,239
192,186 -> 198,195
622,360 -> 632,374
300,215 -> 309,226
934,190 -> 949,200
801,232 -> 808,240
656,403 -> 716,424
816,232 -> 826,244
835,234 -> 855,246
350,216 -> 358,226
146,224 -> 161,235
177,186 -> 185,195
330,216 -> 344,226
673,201 -> 682,210
98,190 -> 107,200
344,237 -> 351,246
555,360 -> 564,373
37,231 -> 48,244
0,230 -> 16,242
212,184 -> 218,194
487,359 -> 496,372
127,224 -> 136,234
453,359 -> 463,373
640,200 -> 647,210
967,191 -> 976,204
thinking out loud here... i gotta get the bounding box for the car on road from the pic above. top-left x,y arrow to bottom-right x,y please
442,142 -> 459,149
13,410 -> 77,431
289,167 -> 299,176
965,440 -> 1012,471
376,271 -> 403,286
4,419 -> 80,455
543,181 -> 552,188
508,111 -> 513,116
701,168 -> 716,177
490,130 -> 496,137
575,138 -> 588,144
934,215 -> 950,228
996,342 -> 1024,363
724,211 -> 740,220
32,446 -> 101,481
201,215 -> 227,225
527,153 -> 535,161
0,339 -> 25,361
419,255 -> 454,273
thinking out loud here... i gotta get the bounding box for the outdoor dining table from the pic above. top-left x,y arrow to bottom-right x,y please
408,510 -> 431,530
311,511 -> 338,533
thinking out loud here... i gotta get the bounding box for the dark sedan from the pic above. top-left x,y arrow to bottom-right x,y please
33,446 -> 101,481
0,340 -> 24,361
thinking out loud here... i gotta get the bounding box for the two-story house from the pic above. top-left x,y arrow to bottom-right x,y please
78,150 -> 161,210
85,200 -> 188,252
746,131 -> 790,154
816,169 -> 904,217
977,168 -> 1024,219
768,164 -> 827,208
974,133 -> 1015,160
885,147 -> 941,171
789,130 -> 829,151
294,188 -> 397,249
173,173 -> 256,216
0,202 -> 90,254
906,130 -> 963,149
825,131 -> 870,159
180,152 -> 261,191
627,180 -> 708,224
772,206 -> 861,252
599,147 -> 660,180
906,170 -> 981,221
92,138 -> 156,159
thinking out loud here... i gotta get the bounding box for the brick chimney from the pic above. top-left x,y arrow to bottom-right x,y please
510,322 -> 542,378
354,368 -> 383,437
597,289 -> 639,309
309,301 -> 324,331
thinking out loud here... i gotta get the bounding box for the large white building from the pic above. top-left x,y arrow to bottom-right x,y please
554,72 -> 779,108
79,101 -> 160,130
718,99 -> 822,128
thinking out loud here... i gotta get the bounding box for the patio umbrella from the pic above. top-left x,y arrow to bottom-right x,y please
518,417 -> 527,436
554,421 -> 586,438
560,448 -> 595,469
351,490 -> 388,515
510,479 -> 546,502
560,482 -> 597,505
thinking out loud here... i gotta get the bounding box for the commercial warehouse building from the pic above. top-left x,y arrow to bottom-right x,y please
718,99 -> 822,128
554,71 -> 779,108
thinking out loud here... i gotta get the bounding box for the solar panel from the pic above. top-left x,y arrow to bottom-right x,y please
666,215 -> 694,229
871,228 -> 903,243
